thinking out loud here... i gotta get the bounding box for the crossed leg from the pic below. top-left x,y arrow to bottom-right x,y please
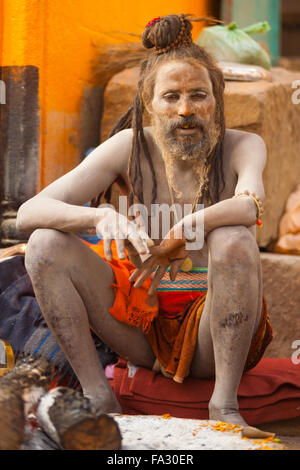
25,225 -> 262,423
25,228 -> 155,412
190,225 -> 263,425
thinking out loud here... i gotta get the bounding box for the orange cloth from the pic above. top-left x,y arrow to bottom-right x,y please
147,293 -> 272,383
147,294 -> 206,383
82,239 -> 273,383
81,239 -> 158,333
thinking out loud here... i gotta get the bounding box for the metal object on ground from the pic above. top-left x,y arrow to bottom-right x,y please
0,339 -> 14,377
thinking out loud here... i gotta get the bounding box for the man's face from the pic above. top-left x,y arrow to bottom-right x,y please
150,60 -> 219,161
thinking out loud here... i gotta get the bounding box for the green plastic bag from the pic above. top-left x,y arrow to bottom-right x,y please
196,21 -> 271,70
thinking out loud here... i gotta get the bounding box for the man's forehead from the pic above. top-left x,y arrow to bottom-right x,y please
154,60 -> 212,92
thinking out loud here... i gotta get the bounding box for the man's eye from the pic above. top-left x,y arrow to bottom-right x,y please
164,94 -> 178,100
192,92 -> 207,100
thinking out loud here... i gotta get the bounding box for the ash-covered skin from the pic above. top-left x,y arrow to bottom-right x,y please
220,311 -> 249,328
18,13 -> 270,435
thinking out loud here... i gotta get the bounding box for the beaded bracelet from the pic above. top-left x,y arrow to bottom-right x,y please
235,193 -> 263,227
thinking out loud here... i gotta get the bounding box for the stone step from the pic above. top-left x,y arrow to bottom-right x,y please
261,252 -> 300,358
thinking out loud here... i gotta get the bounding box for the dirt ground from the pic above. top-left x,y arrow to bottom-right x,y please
280,436 -> 300,450
260,416 -> 300,450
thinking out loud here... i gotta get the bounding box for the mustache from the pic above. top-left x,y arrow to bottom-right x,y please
165,117 -> 206,133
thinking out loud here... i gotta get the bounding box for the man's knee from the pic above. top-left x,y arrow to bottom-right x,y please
207,226 -> 258,269
25,228 -> 70,274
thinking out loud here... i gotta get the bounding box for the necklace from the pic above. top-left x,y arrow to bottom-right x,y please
165,172 -> 193,273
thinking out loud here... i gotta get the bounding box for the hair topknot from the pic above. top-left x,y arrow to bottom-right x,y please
142,14 -> 193,54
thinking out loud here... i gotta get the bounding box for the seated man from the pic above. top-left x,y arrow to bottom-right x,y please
16,14 -> 272,427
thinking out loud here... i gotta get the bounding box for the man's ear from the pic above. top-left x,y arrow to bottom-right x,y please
144,100 -> 153,115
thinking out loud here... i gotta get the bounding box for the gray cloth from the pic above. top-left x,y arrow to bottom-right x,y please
0,255 -> 118,388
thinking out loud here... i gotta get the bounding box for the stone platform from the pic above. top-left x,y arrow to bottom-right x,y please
261,252 -> 300,359
111,415 -> 284,450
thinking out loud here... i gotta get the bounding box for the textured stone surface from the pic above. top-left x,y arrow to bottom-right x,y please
101,66 -> 300,248
0,66 -> 40,247
224,67 -> 300,248
111,415 -> 283,450
261,252 -> 300,359
279,57 -> 300,72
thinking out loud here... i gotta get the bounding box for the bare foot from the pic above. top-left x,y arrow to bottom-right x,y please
209,403 -> 248,426
209,402 -> 275,439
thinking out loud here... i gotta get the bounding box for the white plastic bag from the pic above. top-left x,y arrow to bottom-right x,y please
196,21 -> 271,70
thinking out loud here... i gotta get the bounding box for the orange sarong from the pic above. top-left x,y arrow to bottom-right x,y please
82,239 -> 273,384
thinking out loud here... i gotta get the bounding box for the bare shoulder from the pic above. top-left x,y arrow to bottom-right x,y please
71,127 -> 133,181
92,128 -> 133,171
36,128 -> 133,206
224,129 -> 267,174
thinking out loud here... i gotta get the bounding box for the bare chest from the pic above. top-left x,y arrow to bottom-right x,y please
119,132 -> 238,267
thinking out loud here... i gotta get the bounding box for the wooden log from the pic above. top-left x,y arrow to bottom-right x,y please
22,429 -> 61,450
36,387 -> 122,450
0,356 -> 54,449
0,391 -> 25,450
0,243 -> 26,259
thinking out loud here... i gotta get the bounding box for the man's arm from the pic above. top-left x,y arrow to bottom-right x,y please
130,132 -> 267,291
16,129 -> 132,235
183,132 -> 267,237
232,131 -> 266,201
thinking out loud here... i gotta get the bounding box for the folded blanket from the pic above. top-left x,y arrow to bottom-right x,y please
110,358 -> 300,425
0,255 -> 118,388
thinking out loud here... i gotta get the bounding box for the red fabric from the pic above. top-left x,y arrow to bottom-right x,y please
110,358 -> 300,425
158,290 -> 205,319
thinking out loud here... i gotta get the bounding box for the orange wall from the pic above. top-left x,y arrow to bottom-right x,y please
1,0 -> 208,190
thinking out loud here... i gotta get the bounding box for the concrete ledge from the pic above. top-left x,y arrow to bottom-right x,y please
261,252 -> 300,358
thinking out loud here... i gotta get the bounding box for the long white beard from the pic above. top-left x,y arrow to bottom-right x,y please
152,120 -> 213,201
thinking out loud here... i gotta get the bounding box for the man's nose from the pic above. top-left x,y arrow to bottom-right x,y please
177,98 -> 194,117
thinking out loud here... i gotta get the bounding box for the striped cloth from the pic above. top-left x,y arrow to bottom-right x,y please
157,267 -> 208,292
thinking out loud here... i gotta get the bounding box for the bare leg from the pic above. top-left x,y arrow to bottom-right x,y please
25,229 -> 155,412
190,226 -> 262,425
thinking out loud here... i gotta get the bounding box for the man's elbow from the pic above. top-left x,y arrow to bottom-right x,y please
243,197 -> 259,226
16,202 -> 34,234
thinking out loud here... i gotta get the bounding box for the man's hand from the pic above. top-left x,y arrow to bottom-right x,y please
95,208 -> 154,266
129,225 -> 190,298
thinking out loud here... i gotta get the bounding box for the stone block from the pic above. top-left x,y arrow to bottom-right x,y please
224,68 -> 300,248
279,57 -> 300,72
261,252 -> 300,359
101,66 -> 300,248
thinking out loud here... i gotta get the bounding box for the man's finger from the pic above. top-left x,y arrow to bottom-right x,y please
125,242 -> 142,268
134,265 -> 157,288
133,257 -> 158,288
170,259 -> 184,281
148,266 -> 166,296
138,228 -> 155,248
128,231 -> 150,257
129,255 -> 155,283
115,237 -> 126,260
103,235 -> 113,262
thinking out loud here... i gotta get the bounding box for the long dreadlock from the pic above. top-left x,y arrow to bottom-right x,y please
90,14 -> 226,210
